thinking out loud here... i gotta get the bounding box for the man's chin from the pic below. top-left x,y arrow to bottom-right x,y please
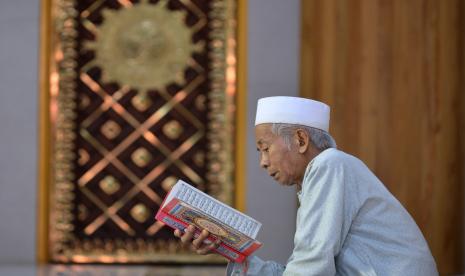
276,179 -> 294,187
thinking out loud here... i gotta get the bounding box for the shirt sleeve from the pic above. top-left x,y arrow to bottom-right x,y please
226,256 -> 285,276
283,161 -> 358,275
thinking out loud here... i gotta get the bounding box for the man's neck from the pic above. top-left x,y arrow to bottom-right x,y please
295,147 -> 326,191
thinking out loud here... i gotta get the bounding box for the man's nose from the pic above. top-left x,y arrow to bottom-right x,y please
260,156 -> 269,169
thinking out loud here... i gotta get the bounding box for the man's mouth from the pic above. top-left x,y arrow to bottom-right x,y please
270,172 -> 278,179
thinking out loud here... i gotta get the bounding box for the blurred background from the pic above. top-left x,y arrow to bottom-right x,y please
0,0 -> 463,275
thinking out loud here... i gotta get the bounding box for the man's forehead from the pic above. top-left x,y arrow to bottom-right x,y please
255,124 -> 274,144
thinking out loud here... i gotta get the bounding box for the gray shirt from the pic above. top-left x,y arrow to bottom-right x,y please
227,148 -> 438,275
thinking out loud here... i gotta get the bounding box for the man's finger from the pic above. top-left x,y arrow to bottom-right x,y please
196,239 -> 221,255
192,229 -> 210,248
180,225 -> 196,243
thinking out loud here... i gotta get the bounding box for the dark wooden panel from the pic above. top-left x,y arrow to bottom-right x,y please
301,0 -> 464,273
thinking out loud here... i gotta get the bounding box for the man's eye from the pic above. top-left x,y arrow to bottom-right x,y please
263,148 -> 269,152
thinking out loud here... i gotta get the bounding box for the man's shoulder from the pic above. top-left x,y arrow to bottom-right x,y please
305,148 -> 368,179
313,148 -> 356,167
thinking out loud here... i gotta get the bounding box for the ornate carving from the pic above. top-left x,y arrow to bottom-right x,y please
131,147 -> 152,167
100,120 -> 121,140
161,176 -> 178,191
195,94 -> 207,111
84,0 -> 203,90
47,0 -> 237,264
162,120 -> 183,140
131,92 -> 152,112
99,175 -> 120,195
130,203 -> 150,223
78,204 -> 88,221
78,149 -> 89,166
79,94 -> 90,110
193,151 -> 205,167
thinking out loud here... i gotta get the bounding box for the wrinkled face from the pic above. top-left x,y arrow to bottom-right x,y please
255,124 -> 303,186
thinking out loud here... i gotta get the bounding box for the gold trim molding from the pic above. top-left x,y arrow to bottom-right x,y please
38,0 -> 52,264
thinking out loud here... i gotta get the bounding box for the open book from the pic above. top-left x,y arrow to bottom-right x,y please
155,180 -> 262,262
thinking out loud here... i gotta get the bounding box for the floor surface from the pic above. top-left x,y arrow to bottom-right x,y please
0,264 -> 227,276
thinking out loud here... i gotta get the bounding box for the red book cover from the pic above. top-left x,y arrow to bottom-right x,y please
155,181 -> 263,263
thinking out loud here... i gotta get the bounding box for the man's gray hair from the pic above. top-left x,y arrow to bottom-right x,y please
271,123 -> 337,150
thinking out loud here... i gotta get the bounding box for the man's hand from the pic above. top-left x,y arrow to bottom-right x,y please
174,225 -> 221,255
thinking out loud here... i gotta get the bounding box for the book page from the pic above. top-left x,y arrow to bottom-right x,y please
161,182 -> 180,209
169,180 -> 261,239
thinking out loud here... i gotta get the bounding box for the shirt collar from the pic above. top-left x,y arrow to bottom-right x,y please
297,148 -> 336,202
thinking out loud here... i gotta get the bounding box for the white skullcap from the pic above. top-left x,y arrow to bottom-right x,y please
255,96 -> 330,132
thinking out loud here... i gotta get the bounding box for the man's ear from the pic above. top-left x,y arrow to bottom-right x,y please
295,129 -> 310,154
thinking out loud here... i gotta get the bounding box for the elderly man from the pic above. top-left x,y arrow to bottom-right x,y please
175,96 -> 438,275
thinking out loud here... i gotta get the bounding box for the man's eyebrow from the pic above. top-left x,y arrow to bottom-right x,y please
256,140 -> 266,151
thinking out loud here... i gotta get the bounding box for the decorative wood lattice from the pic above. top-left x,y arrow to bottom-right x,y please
45,0 -> 238,263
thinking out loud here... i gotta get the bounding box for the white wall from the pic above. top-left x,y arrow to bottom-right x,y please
0,0 -> 40,264
246,0 -> 300,263
0,0 -> 300,265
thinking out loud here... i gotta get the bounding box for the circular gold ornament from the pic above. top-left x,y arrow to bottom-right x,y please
99,175 -> 121,195
161,176 -> 178,191
131,147 -> 152,167
130,203 -> 150,223
100,120 -> 121,140
162,120 -> 183,140
131,92 -> 152,112
86,0 -> 203,90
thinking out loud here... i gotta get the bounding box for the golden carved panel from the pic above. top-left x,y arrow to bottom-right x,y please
40,0 -> 240,263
